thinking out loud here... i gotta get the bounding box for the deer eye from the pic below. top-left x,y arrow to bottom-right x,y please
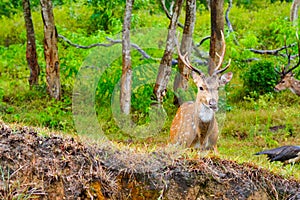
199,86 -> 204,91
281,80 -> 285,83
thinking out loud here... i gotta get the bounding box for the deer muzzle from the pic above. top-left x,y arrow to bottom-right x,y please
274,86 -> 280,92
208,99 -> 218,111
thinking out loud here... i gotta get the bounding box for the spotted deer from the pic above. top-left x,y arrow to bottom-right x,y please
274,36 -> 300,96
170,32 -> 233,153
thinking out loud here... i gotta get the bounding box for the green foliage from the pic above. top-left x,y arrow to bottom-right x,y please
0,0 -> 22,17
38,97 -> 73,130
0,0 -> 299,180
242,61 -> 279,96
53,3 -> 94,35
0,13 -> 28,46
86,0 -> 162,34
235,0 -> 289,9
0,0 -> 297,133
0,0 -> 79,18
0,87 -> 3,100
87,0 -> 124,34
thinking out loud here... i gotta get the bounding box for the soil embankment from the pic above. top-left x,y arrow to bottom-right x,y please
0,122 -> 299,199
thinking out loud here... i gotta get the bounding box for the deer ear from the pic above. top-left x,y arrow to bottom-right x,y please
219,72 -> 233,86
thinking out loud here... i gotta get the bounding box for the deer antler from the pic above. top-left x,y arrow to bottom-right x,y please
175,35 -> 203,75
215,31 -> 226,71
212,31 -> 231,75
175,30 -> 230,76
278,33 -> 300,76
215,59 -> 231,74
285,32 -> 300,74
282,35 -> 292,75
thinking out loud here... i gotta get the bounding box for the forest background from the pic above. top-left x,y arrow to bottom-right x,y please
0,0 -> 299,179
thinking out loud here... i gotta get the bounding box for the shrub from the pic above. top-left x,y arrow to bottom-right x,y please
241,60 -> 279,96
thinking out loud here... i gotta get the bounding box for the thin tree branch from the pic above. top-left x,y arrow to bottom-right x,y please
58,34 -> 155,60
195,36 -> 211,47
160,0 -> 184,28
106,37 -> 152,59
160,0 -> 172,18
244,43 -> 299,63
58,34 -> 114,49
225,0 -> 239,45
242,58 -> 260,62
248,43 -> 296,56
225,0 -> 233,33
58,34 -> 205,65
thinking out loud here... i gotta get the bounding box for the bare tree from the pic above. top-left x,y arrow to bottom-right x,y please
40,0 -> 61,100
154,0 -> 184,104
173,0 -> 196,106
120,0 -> 134,115
22,0 -> 40,87
208,0 -> 224,75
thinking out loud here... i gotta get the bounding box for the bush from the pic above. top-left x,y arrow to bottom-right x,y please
242,60 -> 279,96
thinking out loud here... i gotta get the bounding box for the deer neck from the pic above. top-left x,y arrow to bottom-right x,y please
193,103 -> 215,141
289,77 -> 300,95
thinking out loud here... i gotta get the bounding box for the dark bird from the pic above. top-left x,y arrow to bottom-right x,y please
255,145 -> 300,164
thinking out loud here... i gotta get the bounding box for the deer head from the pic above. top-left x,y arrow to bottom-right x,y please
176,31 -> 233,114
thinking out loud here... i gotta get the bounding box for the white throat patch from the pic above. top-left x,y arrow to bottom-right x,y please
199,103 -> 214,122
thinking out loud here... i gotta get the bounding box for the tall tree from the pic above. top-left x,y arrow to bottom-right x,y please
22,0 -> 40,87
173,0 -> 196,106
120,0 -> 134,115
208,0 -> 224,75
40,0 -> 61,100
154,0 -> 184,104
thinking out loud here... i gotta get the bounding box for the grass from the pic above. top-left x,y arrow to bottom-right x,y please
218,91 -> 300,180
0,165 -> 45,199
219,137 -> 300,180
0,79 -> 300,181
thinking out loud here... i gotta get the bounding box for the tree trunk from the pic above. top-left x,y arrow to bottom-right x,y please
120,0 -> 133,115
154,0 -> 184,104
208,0 -> 224,75
22,0 -> 40,87
291,0 -> 300,26
173,0 -> 196,106
40,0 -> 61,100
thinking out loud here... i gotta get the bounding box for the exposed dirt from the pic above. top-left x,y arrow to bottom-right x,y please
0,121 -> 300,199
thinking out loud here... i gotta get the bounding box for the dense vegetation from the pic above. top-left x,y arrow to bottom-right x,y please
0,0 -> 299,180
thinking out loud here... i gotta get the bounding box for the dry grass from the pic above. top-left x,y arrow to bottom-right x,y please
218,91 -> 300,180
